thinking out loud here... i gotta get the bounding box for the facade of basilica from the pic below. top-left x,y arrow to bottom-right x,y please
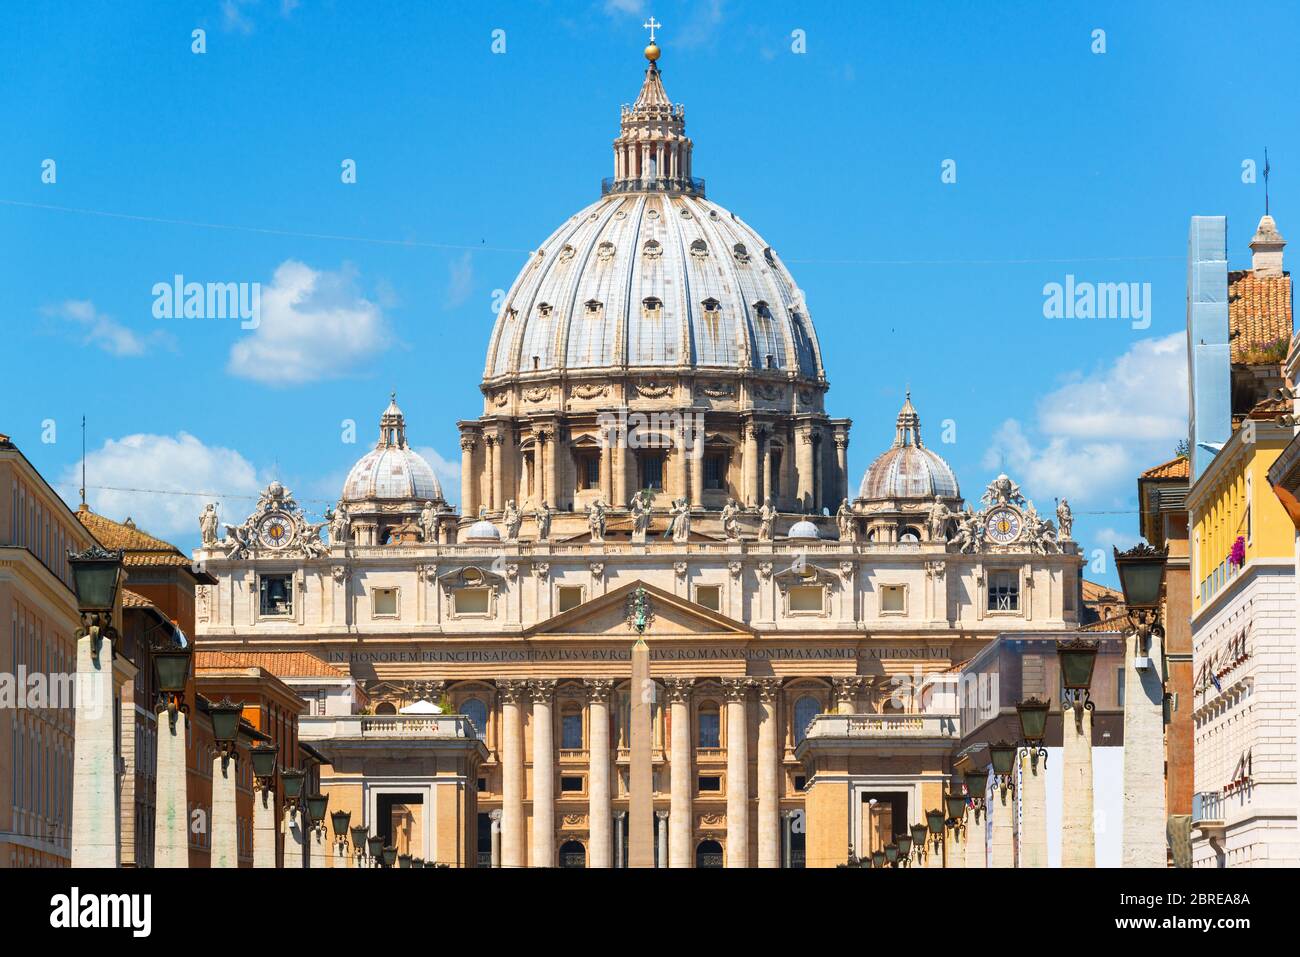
192,45 -> 1087,868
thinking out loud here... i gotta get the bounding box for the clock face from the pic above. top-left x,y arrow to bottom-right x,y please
258,512 -> 293,549
985,507 -> 1022,545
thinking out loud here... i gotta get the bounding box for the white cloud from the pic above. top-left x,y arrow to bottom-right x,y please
221,0 -> 255,33
415,446 -> 462,502
42,299 -> 172,357
65,432 -> 262,540
982,334 -> 1187,504
444,252 -> 474,310
227,260 -> 392,386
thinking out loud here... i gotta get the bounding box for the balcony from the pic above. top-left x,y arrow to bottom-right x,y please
794,712 -> 960,762
1191,790 -> 1225,835
601,176 -> 706,198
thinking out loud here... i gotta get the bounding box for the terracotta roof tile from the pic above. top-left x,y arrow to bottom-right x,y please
75,506 -> 193,568
1228,270 -> 1293,364
1140,456 -> 1190,480
120,588 -> 156,609
1081,579 -> 1123,603
195,649 -> 347,679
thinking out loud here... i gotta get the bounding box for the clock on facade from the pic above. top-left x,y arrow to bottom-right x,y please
984,506 -> 1022,545
258,512 -> 293,549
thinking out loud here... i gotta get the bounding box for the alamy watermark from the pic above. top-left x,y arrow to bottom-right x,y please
1043,274 -> 1151,330
151,274 -> 261,329
596,407 -> 706,459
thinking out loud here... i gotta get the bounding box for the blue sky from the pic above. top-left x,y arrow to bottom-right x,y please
3,0 -> 1296,584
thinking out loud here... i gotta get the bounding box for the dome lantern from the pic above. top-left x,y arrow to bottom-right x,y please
858,394 -> 960,503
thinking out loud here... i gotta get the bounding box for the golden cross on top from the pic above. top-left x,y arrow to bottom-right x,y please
643,16 -> 661,43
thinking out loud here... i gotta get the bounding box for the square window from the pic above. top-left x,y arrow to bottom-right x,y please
477,778 -> 488,792
259,575 -> 293,617
557,586 -> 583,613
454,588 -> 490,615
988,571 -> 1019,612
560,776 -> 584,793
695,585 -> 721,611
698,775 -> 721,793
880,584 -> 906,614
372,587 -> 398,617
789,585 -> 823,613
794,775 -> 807,791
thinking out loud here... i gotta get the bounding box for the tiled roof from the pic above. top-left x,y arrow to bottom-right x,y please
1081,579 -> 1123,603
75,506 -> 193,568
1228,270 -> 1292,364
195,649 -> 347,679
1247,395 -> 1292,418
1140,456 -> 1190,480
120,588 -> 156,609
1079,614 -> 1127,633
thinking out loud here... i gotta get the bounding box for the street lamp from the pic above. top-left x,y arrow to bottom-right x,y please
382,845 -> 398,869
925,808 -> 946,854
368,834 -> 385,864
281,768 -> 305,805
306,793 -> 329,833
350,825 -> 369,864
989,740 -> 1018,795
1016,697 -> 1050,770
963,767 -> 989,816
249,743 -> 278,791
944,789 -> 968,827
1113,543 -> 1169,654
398,853 -> 413,869
152,635 -> 192,731
870,850 -> 885,869
207,697 -> 244,760
883,844 -> 899,867
331,809 -> 352,845
68,545 -> 123,646
896,832 -> 913,866
1058,637 -> 1099,727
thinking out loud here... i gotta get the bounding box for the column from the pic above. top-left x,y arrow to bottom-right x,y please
988,779 -> 1015,868
1019,749 -> 1048,867
530,680 -> 557,867
614,811 -> 627,867
689,440 -> 704,509
211,753 -> 239,868
613,442 -> 628,510
1123,622 -> 1168,866
284,807 -> 306,868
782,810 -> 794,868
762,435 -> 773,505
71,629 -> 119,867
253,786 -> 278,868
153,711 -> 190,868
723,678 -> 751,867
628,639 -> 655,867
1061,704 -> 1096,867
743,423 -> 759,507
672,444 -> 688,504
831,676 -> 861,715
459,433 -> 478,518
601,435 -> 614,505
544,429 -> 559,509
656,810 -> 670,867
834,435 -> 849,504
489,809 -> 502,867
586,680 -> 614,867
796,428 -> 814,511
499,680 -> 527,868
491,434 -> 505,513
665,677 -> 695,867
756,678 -> 781,868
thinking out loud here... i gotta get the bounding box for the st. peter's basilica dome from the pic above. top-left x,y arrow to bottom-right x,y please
858,394 -> 959,502
342,395 -> 443,503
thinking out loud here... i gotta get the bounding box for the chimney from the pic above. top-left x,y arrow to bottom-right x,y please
1250,214 -> 1286,276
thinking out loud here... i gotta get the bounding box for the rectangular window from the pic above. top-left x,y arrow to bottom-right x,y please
698,775 -> 721,793
581,454 -> 600,490
557,586 -> 583,613
454,588 -> 490,615
794,775 -> 807,791
372,587 -> 398,617
704,454 -> 725,491
695,585 -> 721,611
880,584 -> 906,614
561,712 -> 583,749
987,570 -> 1019,612
560,776 -> 584,793
258,575 -> 293,617
641,454 -> 664,490
789,585 -> 824,613
770,451 -> 781,496
697,711 -> 720,748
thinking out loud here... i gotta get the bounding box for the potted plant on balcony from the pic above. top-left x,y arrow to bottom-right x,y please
1229,536 -> 1246,568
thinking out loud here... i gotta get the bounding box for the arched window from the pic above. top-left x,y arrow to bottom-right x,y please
558,840 -> 586,868
696,839 -> 724,868
899,526 -> 921,543
462,698 -> 488,740
697,703 -> 720,748
794,695 -> 820,745
375,702 -> 397,716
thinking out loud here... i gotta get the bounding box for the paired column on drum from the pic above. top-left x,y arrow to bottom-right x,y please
664,677 -> 695,867
498,679 -> 528,868
722,678 -> 751,867
585,679 -> 615,868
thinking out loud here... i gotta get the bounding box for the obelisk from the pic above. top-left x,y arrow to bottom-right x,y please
628,588 -> 655,867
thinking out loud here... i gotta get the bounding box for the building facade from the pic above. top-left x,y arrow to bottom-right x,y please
192,46 -> 1091,868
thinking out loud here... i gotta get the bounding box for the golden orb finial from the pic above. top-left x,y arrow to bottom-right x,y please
644,42 -> 661,62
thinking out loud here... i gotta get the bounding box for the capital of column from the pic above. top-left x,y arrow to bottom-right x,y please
529,678 -> 558,703
656,809 -> 670,821
497,678 -> 529,704
754,676 -> 782,702
489,808 -> 502,822
584,678 -> 616,703
830,675 -> 863,704
720,677 -> 753,702
662,676 -> 696,703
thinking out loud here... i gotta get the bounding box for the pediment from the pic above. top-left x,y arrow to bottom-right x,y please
526,579 -> 754,639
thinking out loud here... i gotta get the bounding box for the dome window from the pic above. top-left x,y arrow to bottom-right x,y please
732,243 -> 750,263
679,207 -> 693,219
764,247 -> 777,266
559,244 -> 576,261
643,239 -> 662,260
700,297 -> 721,316
597,241 -> 616,263
642,297 -> 663,317
537,302 -> 553,318
584,299 -> 604,318
689,239 -> 709,260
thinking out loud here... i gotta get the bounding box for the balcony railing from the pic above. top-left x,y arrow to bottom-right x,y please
299,714 -> 480,741
802,712 -> 961,741
1191,790 -> 1224,826
601,176 -> 706,198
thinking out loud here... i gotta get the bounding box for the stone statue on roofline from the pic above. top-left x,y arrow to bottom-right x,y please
503,500 -> 522,542
927,495 -> 951,543
758,498 -> 777,542
721,497 -> 742,542
534,505 -> 552,541
420,501 -> 440,543
1056,498 -> 1073,541
836,498 -> 855,542
199,503 -> 219,545
629,489 -> 651,543
669,497 -> 691,543
587,500 -> 607,543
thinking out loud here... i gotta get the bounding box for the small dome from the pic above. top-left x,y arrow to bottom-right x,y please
342,395 -> 444,503
859,394 -> 960,501
787,520 -> 820,540
464,520 -> 501,542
